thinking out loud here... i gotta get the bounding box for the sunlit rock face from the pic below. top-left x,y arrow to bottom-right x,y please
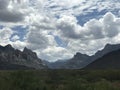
0,44 -> 47,69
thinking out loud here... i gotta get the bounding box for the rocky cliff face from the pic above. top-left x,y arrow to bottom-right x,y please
0,44 -> 47,69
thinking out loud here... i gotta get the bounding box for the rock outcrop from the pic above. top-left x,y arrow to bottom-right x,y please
0,44 -> 47,69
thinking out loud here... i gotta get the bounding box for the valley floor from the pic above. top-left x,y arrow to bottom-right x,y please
0,70 -> 120,90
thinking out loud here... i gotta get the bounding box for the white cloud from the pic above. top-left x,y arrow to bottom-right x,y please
11,35 -> 20,41
57,12 -> 120,57
38,46 -> 73,62
57,12 -> 120,40
45,0 -> 120,16
56,15 -> 81,39
67,38 -> 109,55
0,27 -> 13,45
102,12 -> 120,37
0,0 -> 120,61
26,28 -> 56,50
12,40 -> 26,50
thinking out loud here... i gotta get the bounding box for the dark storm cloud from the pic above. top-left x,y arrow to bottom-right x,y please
0,10 -> 24,22
0,0 -> 25,22
0,0 -> 8,9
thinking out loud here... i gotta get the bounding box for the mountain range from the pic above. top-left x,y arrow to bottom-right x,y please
46,44 -> 120,69
0,44 -> 47,70
0,43 -> 120,70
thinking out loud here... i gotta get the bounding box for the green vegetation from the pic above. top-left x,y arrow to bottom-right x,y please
0,70 -> 120,90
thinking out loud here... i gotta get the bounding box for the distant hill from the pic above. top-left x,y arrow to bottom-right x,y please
46,44 -> 120,69
43,59 -> 69,69
0,44 -> 47,70
85,49 -> 120,69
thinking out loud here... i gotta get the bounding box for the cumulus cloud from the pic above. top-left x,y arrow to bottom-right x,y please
26,28 -> 56,50
102,12 -> 120,37
56,15 -> 81,39
11,35 -> 20,41
45,0 -> 120,16
0,9 -> 24,22
0,27 -> 13,45
12,40 -> 26,50
38,46 -> 73,62
0,0 -> 120,61
53,12 -> 120,59
26,14 -> 57,51
57,12 -> 120,40
0,0 -> 26,23
0,0 -> 8,9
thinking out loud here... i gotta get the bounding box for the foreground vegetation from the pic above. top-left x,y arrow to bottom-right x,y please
0,70 -> 120,90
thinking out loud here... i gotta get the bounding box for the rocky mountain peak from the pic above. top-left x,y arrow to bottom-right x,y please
23,47 -> 37,58
74,52 -> 88,58
23,47 -> 31,52
0,44 -> 14,52
73,52 -> 90,61
0,44 -> 47,69
5,44 -> 12,48
104,44 -> 120,49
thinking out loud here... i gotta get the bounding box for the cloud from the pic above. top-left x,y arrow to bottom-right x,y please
38,46 -> 73,62
26,14 -> 57,51
0,10 -> 25,22
0,0 -> 120,61
45,0 -> 120,17
12,40 -> 26,50
26,28 -> 56,50
11,35 -> 20,41
102,12 -> 120,37
0,0 -> 8,9
56,15 -> 81,39
55,12 -> 120,57
57,12 -> 120,40
0,27 -> 13,45
0,0 -> 25,22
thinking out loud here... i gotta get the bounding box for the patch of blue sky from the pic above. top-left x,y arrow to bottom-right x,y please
76,9 -> 120,26
48,32 -> 67,48
10,33 -> 19,42
0,25 -> 4,29
11,25 -> 28,41
111,9 -> 120,16
54,36 -> 68,48
76,9 -> 108,26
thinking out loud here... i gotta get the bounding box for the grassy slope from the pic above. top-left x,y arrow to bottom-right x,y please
0,70 -> 120,90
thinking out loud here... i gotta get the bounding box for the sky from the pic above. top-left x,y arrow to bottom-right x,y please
0,0 -> 120,62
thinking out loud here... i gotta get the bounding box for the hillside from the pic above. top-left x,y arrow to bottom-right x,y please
85,49 -> 120,69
